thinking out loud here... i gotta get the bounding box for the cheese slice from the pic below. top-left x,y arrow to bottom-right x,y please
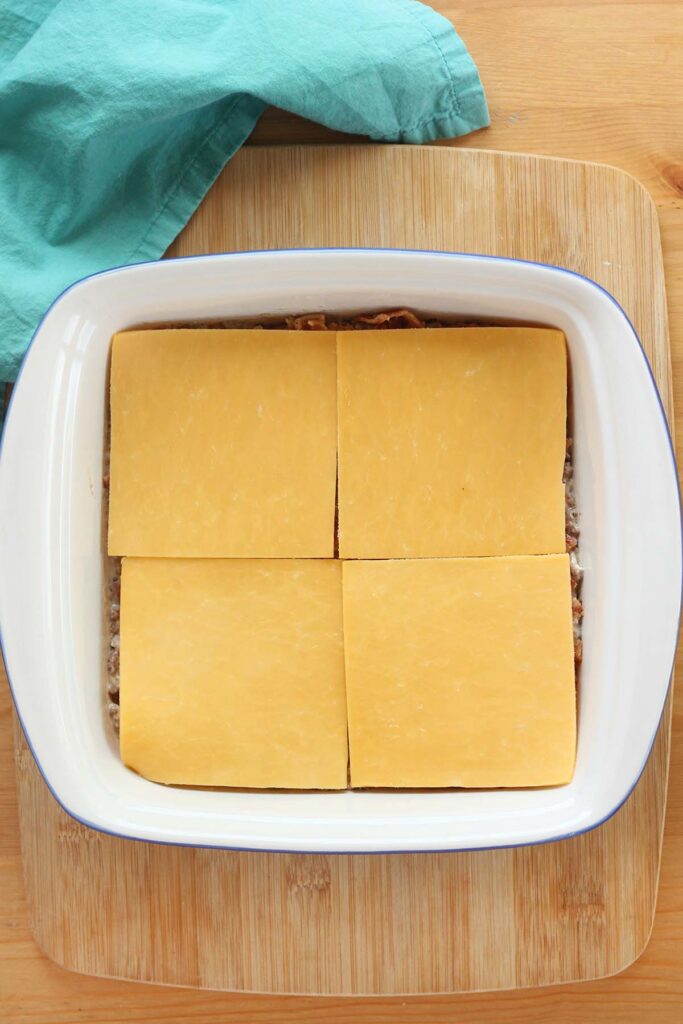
337,327 -> 567,558
343,555 -> 576,788
108,329 -> 337,557
120,558 -> 347,789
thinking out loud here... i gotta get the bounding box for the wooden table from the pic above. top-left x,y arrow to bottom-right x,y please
2,2 -> 681,1020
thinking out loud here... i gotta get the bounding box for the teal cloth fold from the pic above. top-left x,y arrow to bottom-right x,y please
0,0 -> 488,381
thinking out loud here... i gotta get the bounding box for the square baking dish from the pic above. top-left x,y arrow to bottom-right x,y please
0,248 -> 680,852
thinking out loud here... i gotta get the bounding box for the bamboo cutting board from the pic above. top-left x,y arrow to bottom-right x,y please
13,145 -> 673,995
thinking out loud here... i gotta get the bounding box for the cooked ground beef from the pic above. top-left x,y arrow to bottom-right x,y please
564,437 -> 583,663
102,429 -> 121,730
104,310 -> 582,731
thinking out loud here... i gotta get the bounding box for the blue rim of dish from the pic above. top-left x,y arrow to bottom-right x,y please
1,247 -> 681,855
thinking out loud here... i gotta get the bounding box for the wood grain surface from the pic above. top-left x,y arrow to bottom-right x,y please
6,142 -> 674,993
2,2 -> 682,1021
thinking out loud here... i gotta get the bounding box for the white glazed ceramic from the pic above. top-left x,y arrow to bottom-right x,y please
0,249 -> 680,853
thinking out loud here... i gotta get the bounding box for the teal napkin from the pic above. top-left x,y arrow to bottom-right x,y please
0,0 -> 488,382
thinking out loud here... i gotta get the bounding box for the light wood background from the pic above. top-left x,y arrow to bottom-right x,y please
2,1 -> 682,1020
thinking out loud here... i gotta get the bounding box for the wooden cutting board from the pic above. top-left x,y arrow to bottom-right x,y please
12,145 -> 673,995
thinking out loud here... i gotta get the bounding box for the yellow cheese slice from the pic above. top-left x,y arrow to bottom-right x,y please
337,327 -> 567,558
120,558 -> 347,789
343,555 -> 576,788
108,329 -> 337,557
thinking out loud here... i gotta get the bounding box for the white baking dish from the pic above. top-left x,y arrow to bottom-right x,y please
0,249 -> 680,852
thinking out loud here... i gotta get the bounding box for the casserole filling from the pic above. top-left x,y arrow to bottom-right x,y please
104,310 -> 582,736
